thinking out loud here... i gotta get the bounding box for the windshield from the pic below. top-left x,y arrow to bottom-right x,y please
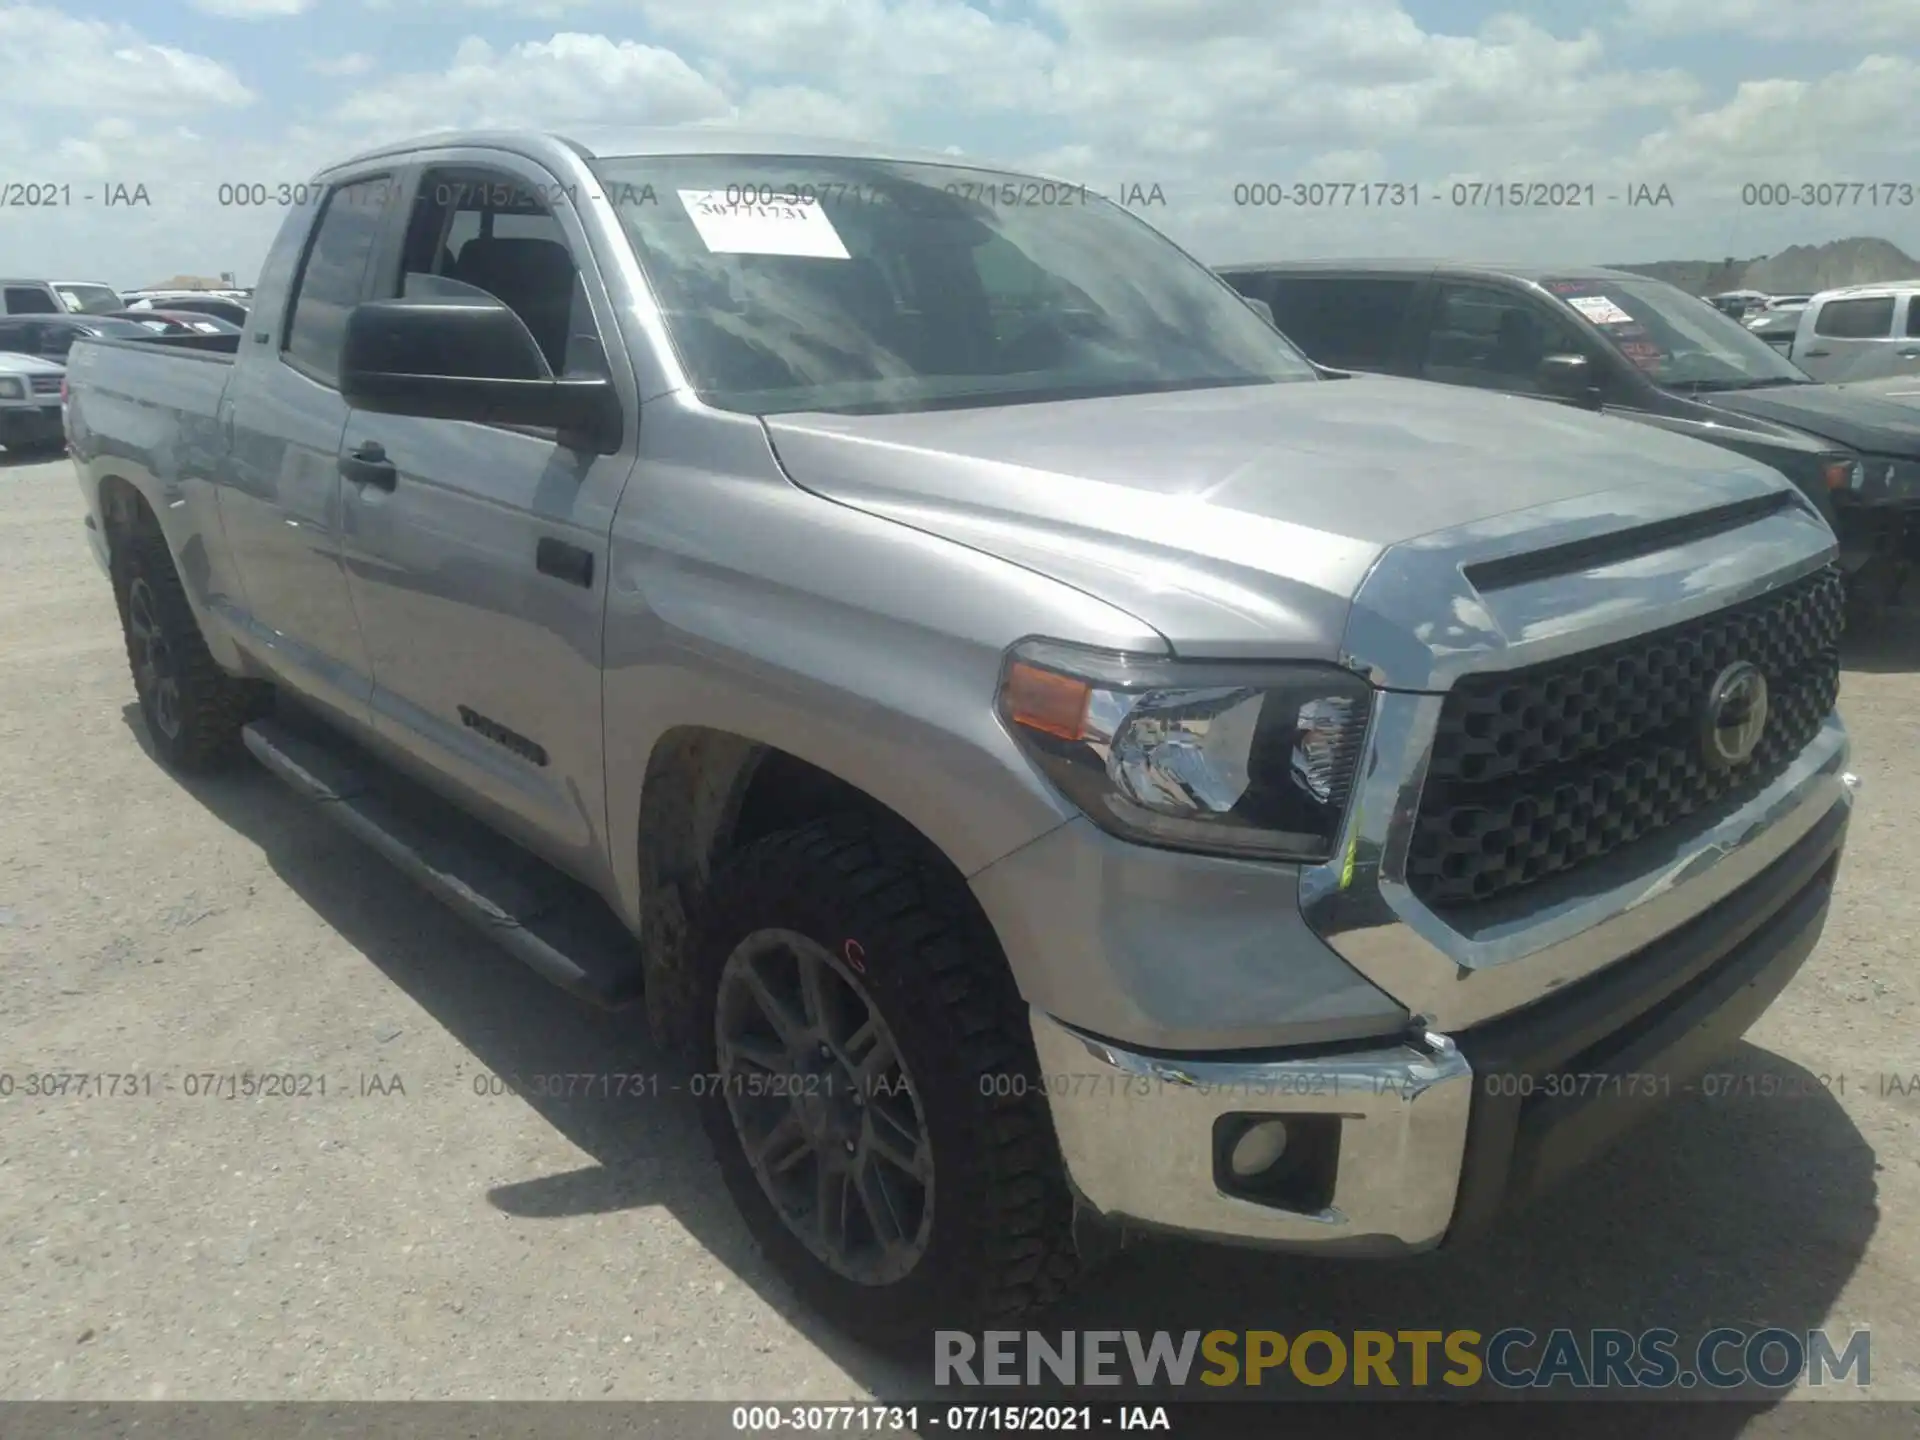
590,155 -> 1317,414
1543,275 -> 1811,390
55,284 -> 125,315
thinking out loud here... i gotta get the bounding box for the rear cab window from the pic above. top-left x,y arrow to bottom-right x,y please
1813,295 -> 1896,339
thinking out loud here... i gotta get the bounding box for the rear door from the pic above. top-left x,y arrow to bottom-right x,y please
215,171 -> 392,721
1794,292 -> 1897,381
335,153 -> 640,879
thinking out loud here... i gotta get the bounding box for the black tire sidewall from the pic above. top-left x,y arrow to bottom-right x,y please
689,830 -> 1037,1342
114,532 -> 236,769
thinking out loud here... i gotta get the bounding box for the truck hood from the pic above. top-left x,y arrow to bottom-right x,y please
1705,380 -> 1920,458
762,374 -> 1808,660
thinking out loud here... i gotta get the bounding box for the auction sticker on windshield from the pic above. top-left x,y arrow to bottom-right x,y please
1565,294 -> 1634,325
677,189 -> 850,259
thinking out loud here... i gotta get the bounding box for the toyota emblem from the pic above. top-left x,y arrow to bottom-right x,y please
1700,661 -> 1769,770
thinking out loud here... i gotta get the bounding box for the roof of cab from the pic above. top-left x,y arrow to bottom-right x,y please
322,127 -> 999,178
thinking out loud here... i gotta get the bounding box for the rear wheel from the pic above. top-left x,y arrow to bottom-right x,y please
113,521 -> 270,771
688,816 -> 1079,1345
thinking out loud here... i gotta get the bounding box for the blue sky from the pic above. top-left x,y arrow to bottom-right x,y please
2,0 -> 1917,286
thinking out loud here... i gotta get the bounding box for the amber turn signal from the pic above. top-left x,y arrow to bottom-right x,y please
1002,660 -> 1092,741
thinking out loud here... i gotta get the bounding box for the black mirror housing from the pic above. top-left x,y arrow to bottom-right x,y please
339,297 -> 621,451
1538,352 -> 1600,406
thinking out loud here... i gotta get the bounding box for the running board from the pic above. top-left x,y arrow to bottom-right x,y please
241,715 -> 646,1008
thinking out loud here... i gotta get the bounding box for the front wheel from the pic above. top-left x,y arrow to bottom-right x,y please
688,816 -> 1079,1345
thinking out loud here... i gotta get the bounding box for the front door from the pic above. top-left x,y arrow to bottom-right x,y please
336,156 -> 640,883
216,172 -> 394,721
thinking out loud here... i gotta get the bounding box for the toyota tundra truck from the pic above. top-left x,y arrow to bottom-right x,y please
65,128 -> 1858,1343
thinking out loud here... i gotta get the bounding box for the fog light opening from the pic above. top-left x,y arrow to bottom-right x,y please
1228,1119 -> 1290,1178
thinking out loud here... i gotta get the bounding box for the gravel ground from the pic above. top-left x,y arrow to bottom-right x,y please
3,451 -> 1919,1420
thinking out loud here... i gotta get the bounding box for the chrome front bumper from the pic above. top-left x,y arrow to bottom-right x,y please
1031,1008 -> 1473,1253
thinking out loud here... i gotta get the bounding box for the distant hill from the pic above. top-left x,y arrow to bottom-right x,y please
138,273 -> 236,291
1608,237 -> 1920,296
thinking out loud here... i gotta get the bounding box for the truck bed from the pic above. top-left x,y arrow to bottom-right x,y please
65,332 -> 239,465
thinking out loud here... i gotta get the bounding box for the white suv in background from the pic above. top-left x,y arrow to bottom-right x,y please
1792,281 -> 1920,382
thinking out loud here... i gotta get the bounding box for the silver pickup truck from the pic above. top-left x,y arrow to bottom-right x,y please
67,128 -> 1857,1343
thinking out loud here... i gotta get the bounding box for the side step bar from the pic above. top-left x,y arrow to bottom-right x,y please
241,716 -> 646,1008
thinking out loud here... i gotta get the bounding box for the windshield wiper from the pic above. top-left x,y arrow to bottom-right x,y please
1670,377 -> 1808,394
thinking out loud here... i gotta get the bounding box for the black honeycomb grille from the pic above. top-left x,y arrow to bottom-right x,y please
1408,564 -> 1843,912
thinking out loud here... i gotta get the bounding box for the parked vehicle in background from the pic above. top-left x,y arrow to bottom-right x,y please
1790,281 -> 1920,382
0,279 -> 125,316
0,351 -> 66,454
0,314 -> 169,365
1219,260 -> 1920,611
1745,299 -> 1809,354
106,310 -> 244,337
66,129 -> 1857,1341
120,293 -> 251,327
1708,289 -> 1768,317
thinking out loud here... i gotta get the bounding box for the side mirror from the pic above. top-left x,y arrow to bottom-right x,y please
339,297 -> 621,452
1538,352 -> 1600,407
1241,294 -> 1277,327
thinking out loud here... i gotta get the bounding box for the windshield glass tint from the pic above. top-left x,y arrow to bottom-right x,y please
591,156 -> 1318,414
1543,276 -> 1808,388
56,285 -> 125,315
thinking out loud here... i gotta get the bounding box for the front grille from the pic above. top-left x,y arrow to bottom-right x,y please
29,375 -> 59,396
1407,563 -> 1843,912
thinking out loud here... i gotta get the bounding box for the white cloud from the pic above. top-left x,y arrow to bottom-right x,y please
0,5 -> 254,114
330,32 -> 731,132
309,52 -> 377,76
189,0 -> 316,16
1620,0 -> 1920,43
359,0 -> 608,13
0,1 -> 1916,282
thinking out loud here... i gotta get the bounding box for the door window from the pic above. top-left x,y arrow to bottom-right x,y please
1420,284 -> 1588,393
1905,296 -> 1920,338
1813,296 -> 1895,339
1263,276 -> 1418,370
283,174 -> 396,385
392,166 -> 601,378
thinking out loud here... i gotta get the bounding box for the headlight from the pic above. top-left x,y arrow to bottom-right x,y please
996,639 -> 1374,861
0,378 -> 24,400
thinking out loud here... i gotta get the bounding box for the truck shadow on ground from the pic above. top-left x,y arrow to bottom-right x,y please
126,706 -> 1881,1435
1841,600 -> 1920,674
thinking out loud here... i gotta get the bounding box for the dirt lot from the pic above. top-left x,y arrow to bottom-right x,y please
3,451 -> 1919,1418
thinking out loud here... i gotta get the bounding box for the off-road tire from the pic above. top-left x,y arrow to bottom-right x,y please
688,815 -> 1080,1346
111,520 -> 270,772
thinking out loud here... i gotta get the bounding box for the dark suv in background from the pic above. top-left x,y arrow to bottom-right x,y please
1219,260 -> 1920,612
